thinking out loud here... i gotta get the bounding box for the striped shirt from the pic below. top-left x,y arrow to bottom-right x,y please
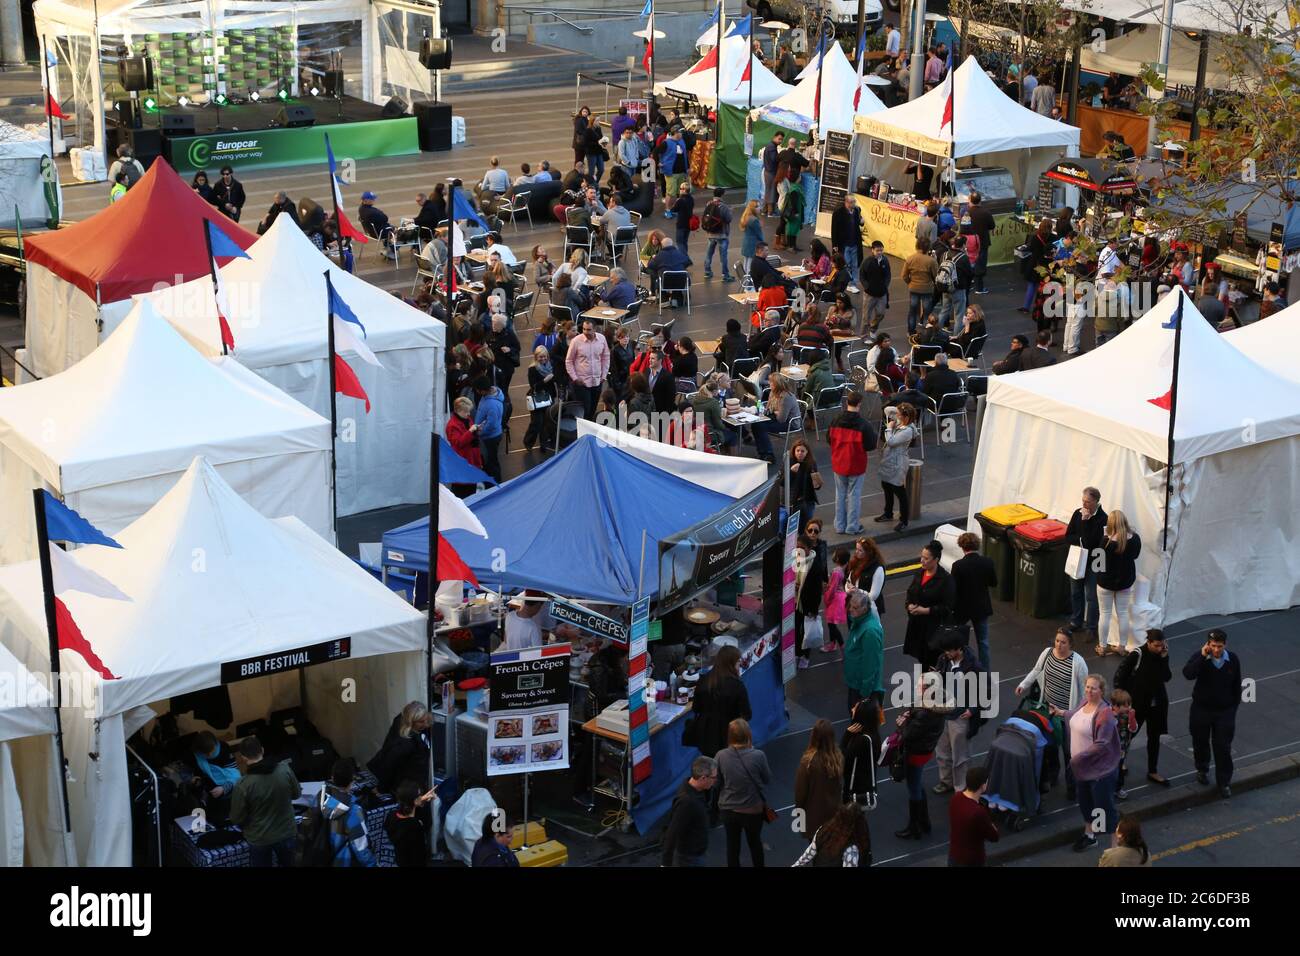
1043,652 -> 1075,710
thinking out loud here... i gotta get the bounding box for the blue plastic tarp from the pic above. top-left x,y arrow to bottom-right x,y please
382,436 -> 734,604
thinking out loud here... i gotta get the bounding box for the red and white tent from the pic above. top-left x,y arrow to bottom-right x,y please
21,159 -> 256,380
969,289 -> 1300,624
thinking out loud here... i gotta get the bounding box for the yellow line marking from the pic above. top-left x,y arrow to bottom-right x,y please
888,563 -> 921,576
1151,809 -> 1300,861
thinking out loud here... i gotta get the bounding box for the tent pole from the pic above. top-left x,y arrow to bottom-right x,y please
715,1 -> 722,142
637,529 -> 647,601
202,221 -> 226,355
31,491 -> 74,838
41,35 -> 59,228
324,270 -> 339,539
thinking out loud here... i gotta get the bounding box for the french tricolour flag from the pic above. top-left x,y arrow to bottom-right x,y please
325,133 -> 368,243
41,492 -> 128,681
853,32 -> 868,110
328,283 -> 374,413
205,220 -> 251,351
940,51 -> 955,132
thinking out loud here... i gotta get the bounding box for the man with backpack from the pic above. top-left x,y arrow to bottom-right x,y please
229,736 -> 301,867
936,234 -> 972,331
315,759 -> 377,867
828,390 -> 875,535
701,187 -> 734,282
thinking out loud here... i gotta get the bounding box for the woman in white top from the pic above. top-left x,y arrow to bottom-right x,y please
847,536 -> 887,618
1016,626 -> 1089,796
553,248 -> 591,315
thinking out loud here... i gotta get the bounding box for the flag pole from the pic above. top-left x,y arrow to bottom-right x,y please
714,1 -> 722,143
325,134 -> 347,263
426,431 -> 441,744
649,0 -> 656,122
31,491 -> 74,838
203,222 -> 227,356
748,12 -> 754,111
324,270 -> 339,539
445,177 -> 458,324
1161,292 -> 1185,551
814,3 -> 826,141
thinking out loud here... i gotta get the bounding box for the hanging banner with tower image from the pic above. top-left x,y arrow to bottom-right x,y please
656,478 -> 781,616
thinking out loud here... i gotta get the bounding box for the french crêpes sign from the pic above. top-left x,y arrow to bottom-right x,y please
487,644 -> 571,776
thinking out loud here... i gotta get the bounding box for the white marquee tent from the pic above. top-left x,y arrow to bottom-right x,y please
136,215 -> 446,516
33,0 -> 446,167
852,57 -> 1080,195
0,300 -> 332,564
655,33 -> 792,108
0,120 -> 62,230
753,40 -> 885,137
969,289 -> 1300,625
0,457 -> 427,866
1080,27 -> 1256,92
0,641 -> 74,866
1224,300 -> 1300,382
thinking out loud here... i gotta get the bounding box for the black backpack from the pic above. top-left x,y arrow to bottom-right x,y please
702,200 -> 725,233
300,797 -> 335,867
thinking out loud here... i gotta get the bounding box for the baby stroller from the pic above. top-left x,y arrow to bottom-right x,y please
982,706 -> 1053,832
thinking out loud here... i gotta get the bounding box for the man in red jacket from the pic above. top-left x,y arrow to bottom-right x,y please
948,765 -> 999,866
827,390 -> 875,535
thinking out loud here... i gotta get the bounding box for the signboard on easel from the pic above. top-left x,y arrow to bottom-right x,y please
816,130 -> 854,238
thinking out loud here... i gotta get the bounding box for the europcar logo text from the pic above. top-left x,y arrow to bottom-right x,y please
187,139 -> 211,167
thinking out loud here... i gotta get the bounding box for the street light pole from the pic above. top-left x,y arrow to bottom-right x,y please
1146,0 -> 1176,157
909,0 -> 926,101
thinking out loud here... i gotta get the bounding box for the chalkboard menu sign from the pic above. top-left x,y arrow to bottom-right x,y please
1036,175 -> 1055,213
825,130 -> 852,162
819,156 -> 851,214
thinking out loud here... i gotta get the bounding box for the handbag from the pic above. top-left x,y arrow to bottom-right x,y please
811,470 -> 823,491
735,750 -> 778,824
803,615 -> 824,651
1065,544 -> 1088,580
525,391 -> 553,411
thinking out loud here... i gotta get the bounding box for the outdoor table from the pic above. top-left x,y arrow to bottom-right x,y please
582,306 -> 629,329
926,357 -> 971,372
779,265 -> 812,280
729,292 -> 760,306
695,338 -> 721,355
465,248 -> 490,263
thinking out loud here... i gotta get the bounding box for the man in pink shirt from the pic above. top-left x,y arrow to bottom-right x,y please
924,49 -> 944,89
566,319 -> 610,420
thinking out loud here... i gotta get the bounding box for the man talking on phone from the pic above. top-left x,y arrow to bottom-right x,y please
1182,629 -> 1243,798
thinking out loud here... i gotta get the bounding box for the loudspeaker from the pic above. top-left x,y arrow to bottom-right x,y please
322,69 -> 344,97
276,104 -> 315,128
419,37 -> 453,70
129,128 -> 163,170
114,99 -> 142,130
161,112 -> 196,136
414,101 -> 452,152
118,55 -> 154,92
382,96 -> 409,119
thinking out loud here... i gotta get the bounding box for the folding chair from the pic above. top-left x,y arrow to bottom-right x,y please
658,271 -> 691,315
622,298 -> 645,337
793,345 -> 830,367
909,343 -> 943,369
511,290 -> 536,330
497,190 -> 533,233
547,303 -> 573,328
564,225 -> 593,262
610,225 -> 639,269
411,254 -> 438,296
651,316 -> 676,341
780,399 -> 808,461
931,390 -> 972,446
730,355 -> 760,379
811,382 -> 847,440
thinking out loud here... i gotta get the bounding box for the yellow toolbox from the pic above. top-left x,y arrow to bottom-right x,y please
515,839 -> 568,867
507,821 -> 548,850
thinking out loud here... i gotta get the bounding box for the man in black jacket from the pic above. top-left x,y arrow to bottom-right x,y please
922,353 -> 962,411
991,334 -> 1029,374
748,242 -> 795,294
830,194 -> 865,279
761,132 -> 784,216
951,532 -> 997,671
661,756 -> 717,866
748,308 -> 784,360
646,347 -> 677,414
858,240 -> 891,334
1114,628 -> 1172,786
964,190 -> 995,293
213,166 -> 246,222
1065,486 -> 1107,637
257,191 -> 298,235
1182,629 -> 1242,797
1019,330 -> 1058,370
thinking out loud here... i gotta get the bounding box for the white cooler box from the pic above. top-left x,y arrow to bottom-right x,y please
70,147 -> 107,182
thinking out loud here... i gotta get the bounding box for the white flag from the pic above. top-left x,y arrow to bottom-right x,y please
334,315 -> 383,368
50,545 -> 131,601
440,485 -> 487,537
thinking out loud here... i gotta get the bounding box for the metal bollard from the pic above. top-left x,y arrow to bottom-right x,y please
905,458 -> 923,522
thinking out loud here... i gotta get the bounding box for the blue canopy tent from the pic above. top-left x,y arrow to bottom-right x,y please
382,435 -> 734,604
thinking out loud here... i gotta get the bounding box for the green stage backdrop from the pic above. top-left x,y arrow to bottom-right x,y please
709,105 -> 817,190
168,116 -> 420,175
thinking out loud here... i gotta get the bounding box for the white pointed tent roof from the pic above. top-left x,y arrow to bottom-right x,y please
1080,27 -> 1253,91
1224,301 -> 1300,384
987,288 -> 1300,464
655,33 -> 792,108
697,17 -> 728,49
853,57 -> 1080,158
0,458 -> 425,719
0,300 -> 330,494
0,640 -> 55,744
136,214 -> 444,368
754,40 -> 885,135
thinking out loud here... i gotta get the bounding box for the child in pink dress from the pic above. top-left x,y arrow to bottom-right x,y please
823,548 -> 850,652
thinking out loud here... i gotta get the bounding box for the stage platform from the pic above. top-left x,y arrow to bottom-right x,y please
120,95 -> 421,174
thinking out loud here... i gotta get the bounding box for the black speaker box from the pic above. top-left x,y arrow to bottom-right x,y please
118,55 -> 154,92
419,36 -> 454,70
414,101 -> 452,152
323,69 -> 345,97
276,104 -> 315,128
129,128 -> 163,170
114,99 -> 142,130
161,112 -> 195,136
382,96 -> 409,119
